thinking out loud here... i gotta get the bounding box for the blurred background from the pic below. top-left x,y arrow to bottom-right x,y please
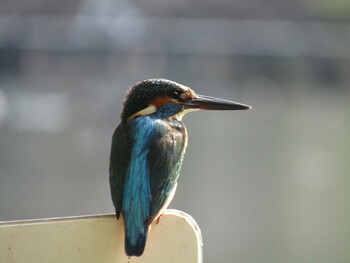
0,0 -> 350,262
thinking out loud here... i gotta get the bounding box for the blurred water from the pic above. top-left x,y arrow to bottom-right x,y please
1,3 -> 350,262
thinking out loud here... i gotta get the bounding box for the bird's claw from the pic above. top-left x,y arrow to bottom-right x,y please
156,214 -> 164,224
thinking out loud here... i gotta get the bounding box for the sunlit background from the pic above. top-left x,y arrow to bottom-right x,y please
1,1 -> 350,262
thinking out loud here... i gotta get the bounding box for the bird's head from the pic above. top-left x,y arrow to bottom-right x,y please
121,79 -> 251,123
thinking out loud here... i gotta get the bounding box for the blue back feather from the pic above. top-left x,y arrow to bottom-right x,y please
122,117 -> 156,255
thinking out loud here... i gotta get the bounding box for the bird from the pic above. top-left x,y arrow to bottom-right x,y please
109,78 -> 251,257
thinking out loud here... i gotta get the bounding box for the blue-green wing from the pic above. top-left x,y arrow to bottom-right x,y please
109,123 -> 131,219
147,120 -> 187,223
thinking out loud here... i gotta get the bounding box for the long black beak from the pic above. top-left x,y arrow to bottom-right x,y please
186,94 -> 251,110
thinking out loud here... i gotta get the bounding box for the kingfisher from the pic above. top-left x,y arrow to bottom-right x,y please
109,79 -> 251,257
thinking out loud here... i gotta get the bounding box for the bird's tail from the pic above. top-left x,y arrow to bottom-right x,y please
124,225 -> 148,257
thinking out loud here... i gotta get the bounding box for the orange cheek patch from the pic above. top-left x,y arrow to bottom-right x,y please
149,96 -> 173,107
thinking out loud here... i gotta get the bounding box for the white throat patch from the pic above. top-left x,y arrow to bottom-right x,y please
170,108 -> 199,121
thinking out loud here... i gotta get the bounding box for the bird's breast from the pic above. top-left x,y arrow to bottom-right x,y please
145,118 -> 188,171
161,119 -> 188,150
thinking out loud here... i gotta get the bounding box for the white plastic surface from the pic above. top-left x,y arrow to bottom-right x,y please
0,209 -> 202,263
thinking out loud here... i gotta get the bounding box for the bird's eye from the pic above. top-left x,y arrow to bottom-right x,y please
168,90 -> 181,99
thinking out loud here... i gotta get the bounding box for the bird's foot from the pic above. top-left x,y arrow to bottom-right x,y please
156,213 -> 164,224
